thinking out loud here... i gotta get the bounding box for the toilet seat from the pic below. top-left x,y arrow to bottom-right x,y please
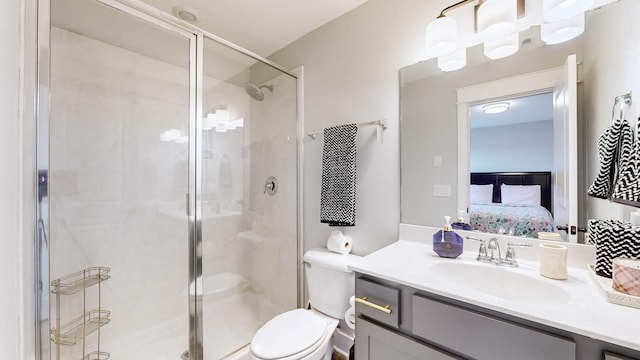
250,309 -> 336,360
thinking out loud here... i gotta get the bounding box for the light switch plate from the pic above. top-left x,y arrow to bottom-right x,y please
433,155 -> 442,167
433,184 -> 451,197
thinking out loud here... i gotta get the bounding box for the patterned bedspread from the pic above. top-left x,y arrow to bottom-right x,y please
469,203 -> 554,238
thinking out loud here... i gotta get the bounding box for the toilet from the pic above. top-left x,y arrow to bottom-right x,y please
249,247 -> 360,360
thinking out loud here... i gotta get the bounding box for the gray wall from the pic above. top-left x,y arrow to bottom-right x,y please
470,120 -> 554,173
271,0 -> 638,250
5,0 -> 37,355
584,0 -> 640,221
268,0 -> 446,255
0,0 -> 27,356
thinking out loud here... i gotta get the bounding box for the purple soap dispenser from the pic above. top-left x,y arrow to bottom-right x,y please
451,210 -> 473,231
433,216 -> 464,259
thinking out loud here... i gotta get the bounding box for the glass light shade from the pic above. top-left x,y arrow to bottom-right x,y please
477,0 -> 517,41
541,13 -> 585,44
174,136 -> 188,144
203,113 -> 217,130
482,102 -> 510,114
484,33 -> 519,59
437,48 -> 466,72
215,108 -> 230,124
543,0 -> 594,22
425,16 -> 457,58
160,128 -> 181,142
234,117 -> 245,127
215,124 -> 227,133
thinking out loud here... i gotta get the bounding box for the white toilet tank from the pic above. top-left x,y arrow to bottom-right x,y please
303,248 -> 361,319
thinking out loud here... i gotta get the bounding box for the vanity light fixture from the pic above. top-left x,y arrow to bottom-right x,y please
438,48 -> 467,72
476,0 -> 518,42
543,0 -> 594,22
425,0 -> 595,72
160,129 -> 181,142
203,113 -> 217,130
541,13 -> 585,44
425,0 -> 524,61
425,16 -> 458,58
484,33 -> 519,59
215,108 -> 230,124
203,109 -> 245,133
482,102 -> 510,114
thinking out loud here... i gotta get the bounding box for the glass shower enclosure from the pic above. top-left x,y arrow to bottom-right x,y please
38,0 -> 299,358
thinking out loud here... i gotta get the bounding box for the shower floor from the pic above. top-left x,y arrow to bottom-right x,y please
106,289 -> 278,359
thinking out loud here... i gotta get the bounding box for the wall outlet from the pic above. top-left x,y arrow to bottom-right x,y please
433,155 -> 442,167
433,184 -> 451,197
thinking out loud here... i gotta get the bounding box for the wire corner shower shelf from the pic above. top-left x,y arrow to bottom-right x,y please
50,267 -> 111,360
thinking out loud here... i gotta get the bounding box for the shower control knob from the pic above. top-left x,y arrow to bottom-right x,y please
264,176 -> 278,195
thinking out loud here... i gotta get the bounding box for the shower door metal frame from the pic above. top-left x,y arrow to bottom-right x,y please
35,0 -> 201,358
35,0 -> 301,359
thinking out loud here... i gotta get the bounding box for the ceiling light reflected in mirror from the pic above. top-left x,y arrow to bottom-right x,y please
482,102 -> 510,114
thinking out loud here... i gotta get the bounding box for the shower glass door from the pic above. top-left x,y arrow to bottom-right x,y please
200,37 -> 298,358
43,0 -> 299,358
47,0 -> 194,358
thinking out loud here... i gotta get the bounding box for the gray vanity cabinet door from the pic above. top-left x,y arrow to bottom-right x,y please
412,294 -> 576,360
604,353 -> 636,360
355,318 -> 460,360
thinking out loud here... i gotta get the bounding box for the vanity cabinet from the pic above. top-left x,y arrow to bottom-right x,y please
355,273 -> 640,360
356,318 -> 460,360
411,294 -> 575,359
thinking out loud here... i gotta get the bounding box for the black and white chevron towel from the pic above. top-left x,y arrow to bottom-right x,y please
612,117 -> 640,205
589,219 -> 640,278
320,124 -> 357,226
588,119 -> 631,199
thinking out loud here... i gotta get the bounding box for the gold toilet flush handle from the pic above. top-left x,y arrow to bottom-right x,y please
355,296 -> 392,314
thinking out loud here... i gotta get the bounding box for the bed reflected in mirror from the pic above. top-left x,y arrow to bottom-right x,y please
467,93 -> 555,238
469,172 -> 554,238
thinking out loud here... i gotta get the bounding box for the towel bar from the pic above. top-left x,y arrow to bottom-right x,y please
307,119 -> 388,140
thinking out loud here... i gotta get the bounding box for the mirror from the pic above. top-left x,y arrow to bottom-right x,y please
400,0 -> 639,242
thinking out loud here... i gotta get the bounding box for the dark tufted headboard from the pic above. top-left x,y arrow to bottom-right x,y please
470,171 -> 553,215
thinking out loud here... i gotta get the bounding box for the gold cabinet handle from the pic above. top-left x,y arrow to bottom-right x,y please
355,296 -> 392,314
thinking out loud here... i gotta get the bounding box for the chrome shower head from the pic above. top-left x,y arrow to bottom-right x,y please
245,83 -> 274,101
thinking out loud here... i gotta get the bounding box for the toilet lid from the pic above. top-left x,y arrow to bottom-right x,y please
251,309 -> 327,360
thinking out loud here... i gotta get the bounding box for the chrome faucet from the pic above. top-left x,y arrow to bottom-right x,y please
467,236 -> 532,267
466,236 -> 490,263
487,237 -> 501,263
503,242 -> 533,267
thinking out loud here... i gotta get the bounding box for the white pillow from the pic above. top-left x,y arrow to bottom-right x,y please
469,184 -> 494,204
501,184 -> 541,206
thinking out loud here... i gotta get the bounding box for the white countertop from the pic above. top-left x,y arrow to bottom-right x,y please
350,227 -> 640,352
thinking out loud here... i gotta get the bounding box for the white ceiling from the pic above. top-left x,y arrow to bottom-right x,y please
139,0 -> 370,57
470,92 -> 554,129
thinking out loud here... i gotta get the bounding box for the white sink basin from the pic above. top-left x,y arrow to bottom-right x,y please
429,261 -> 572,307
